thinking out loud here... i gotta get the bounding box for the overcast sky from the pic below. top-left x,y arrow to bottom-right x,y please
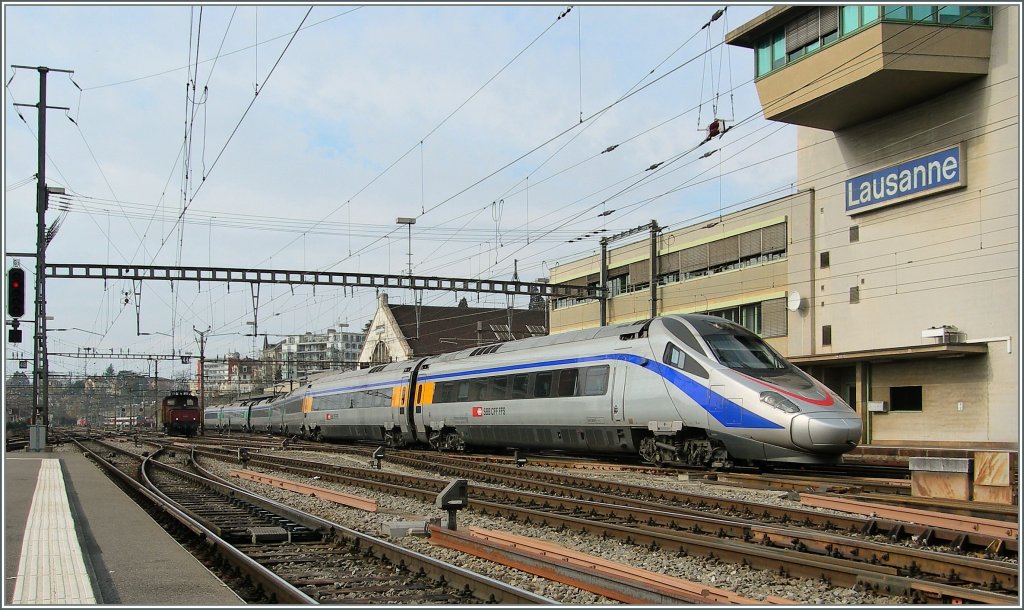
3,2 -> 796,382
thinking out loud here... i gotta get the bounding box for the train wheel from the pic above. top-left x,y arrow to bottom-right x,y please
443,430 -> 466,452
638,436 -> 662,465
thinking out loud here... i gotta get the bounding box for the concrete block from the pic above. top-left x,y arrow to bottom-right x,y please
972,484 -> 1015,505
974,452 -> 1011,486
908,457 -> 972,473
382,520 -> 429,538
911,471 -> 971,501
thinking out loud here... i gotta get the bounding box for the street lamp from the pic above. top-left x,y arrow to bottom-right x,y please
396,217 -> 416,278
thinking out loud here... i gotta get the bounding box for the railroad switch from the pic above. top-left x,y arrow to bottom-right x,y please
436,479 -> 469,531
370,446 -> 385,469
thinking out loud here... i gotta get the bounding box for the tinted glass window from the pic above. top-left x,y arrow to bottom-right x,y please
535,372 -> 552,398
470,379 -> 487,401
583,366 -> 609,396
487,376 -> 509,400
704,333 -> 785,369
664,343 -> 684,368
456,381 -> 470,401
439,382 -> 454,403
556,369 -> 579,397
511,374 -> 529,399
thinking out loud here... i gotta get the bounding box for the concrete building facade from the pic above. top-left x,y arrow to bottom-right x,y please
549,5 -> 1018,449
281,327 -> 367,379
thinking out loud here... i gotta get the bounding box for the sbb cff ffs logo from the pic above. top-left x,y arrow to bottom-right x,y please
7,267 -> 25,343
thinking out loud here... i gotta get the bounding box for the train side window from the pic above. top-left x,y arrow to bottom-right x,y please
488,376 -> 509,400
583,365 -> 609,396
664,344 -> 684,368
439,382 -> 454,403
457,381 -> 470,401
665,342 -> 709,378
556,368 -> 579,397
511,374 -> 529,399
535,372 -> 553,398
471,379 -> 487,401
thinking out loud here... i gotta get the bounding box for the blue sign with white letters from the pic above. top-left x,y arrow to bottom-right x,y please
845,145 -> 964,214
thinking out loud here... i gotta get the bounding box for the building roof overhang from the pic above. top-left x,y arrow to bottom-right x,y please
789,343 -> 988,367
725,5 -> 803,48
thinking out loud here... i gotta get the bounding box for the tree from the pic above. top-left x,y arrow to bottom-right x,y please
103,364 -> 116,377
528,293 -> 547,311
8,371 -> 29,386
458,297 -> 469,308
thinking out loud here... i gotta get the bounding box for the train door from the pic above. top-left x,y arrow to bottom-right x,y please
611,366 -> 626,422
404,358 -> 429,444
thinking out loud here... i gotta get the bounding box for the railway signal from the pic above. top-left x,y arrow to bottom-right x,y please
8,266 -> 25,318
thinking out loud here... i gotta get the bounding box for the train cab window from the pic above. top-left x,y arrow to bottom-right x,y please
457,381 -> 470,401
582,366 -> 609,396
534,372 -> 553,398
511,374 -> 529,399
556,369 -> 579,397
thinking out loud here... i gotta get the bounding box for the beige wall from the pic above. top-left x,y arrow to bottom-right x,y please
550,7 -> 1018,447
795,6 -> 1019,445
550,191 -> 812,352
869,358 -> 989,443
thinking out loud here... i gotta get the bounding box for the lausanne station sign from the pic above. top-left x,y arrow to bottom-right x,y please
846,144 -> 964,215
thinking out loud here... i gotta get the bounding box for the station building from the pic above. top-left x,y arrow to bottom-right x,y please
548,5 -> 1018,449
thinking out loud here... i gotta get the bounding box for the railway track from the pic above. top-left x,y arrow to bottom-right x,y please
71,437 -> 554,604
183,442 -> 1018,604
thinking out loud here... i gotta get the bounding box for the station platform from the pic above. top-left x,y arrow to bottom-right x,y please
4,448 -> 243,606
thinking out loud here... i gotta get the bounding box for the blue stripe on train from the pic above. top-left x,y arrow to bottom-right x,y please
417,353 -> 783,430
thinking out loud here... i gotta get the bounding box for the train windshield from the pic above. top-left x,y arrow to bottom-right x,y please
687,317 -> 814,389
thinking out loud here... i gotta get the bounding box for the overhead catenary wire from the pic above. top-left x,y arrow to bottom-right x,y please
19,7 -> 1011,362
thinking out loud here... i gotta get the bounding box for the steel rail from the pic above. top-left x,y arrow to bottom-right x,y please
391,452 -> 1019,555
72,439 -> 316,604
428,525 -> 793,605
186,444 -> 1018,600
186,447 -> 557,605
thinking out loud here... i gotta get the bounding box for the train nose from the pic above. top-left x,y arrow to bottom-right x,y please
791,413 -> 862,453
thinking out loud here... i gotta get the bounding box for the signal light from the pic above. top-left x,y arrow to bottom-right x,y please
7,267 -> 25,318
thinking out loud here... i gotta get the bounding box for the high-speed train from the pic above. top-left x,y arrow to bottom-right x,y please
204,314 -> 862,467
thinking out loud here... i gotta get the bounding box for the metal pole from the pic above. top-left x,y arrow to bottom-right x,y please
13,64 -> 73,449
194,326 -> 209,434
599,240 -> 608,326
153,359 -> 158,429
650,220 -> 659,319
34,67 -> 49,445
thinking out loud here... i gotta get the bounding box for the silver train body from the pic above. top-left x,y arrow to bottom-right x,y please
204,314 -> 862,467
